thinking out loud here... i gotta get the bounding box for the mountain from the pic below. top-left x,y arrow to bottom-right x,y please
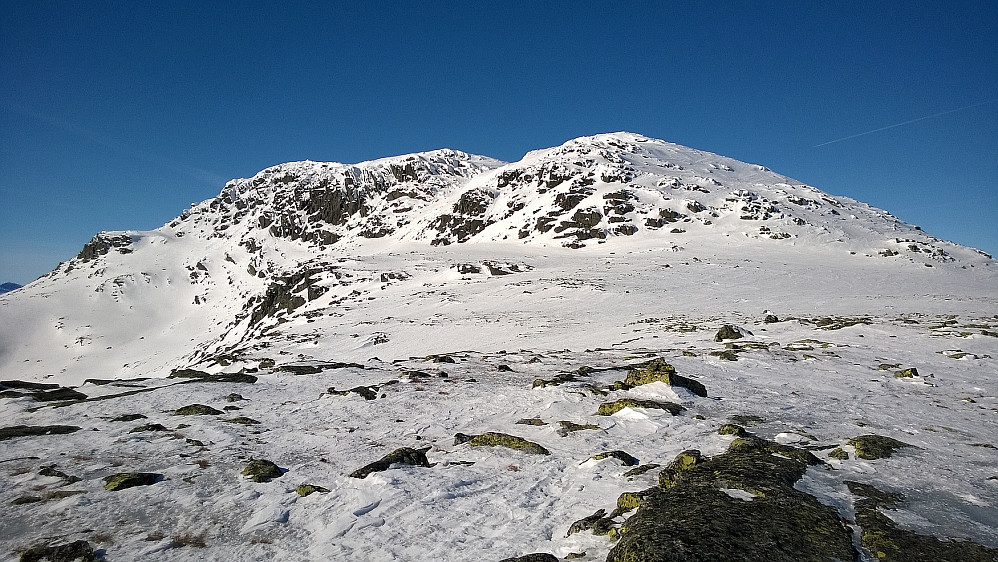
0,283 -> 20,294
1,133 -> 996,560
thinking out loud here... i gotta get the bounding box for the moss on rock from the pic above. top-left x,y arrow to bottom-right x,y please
224,417 -> 261,425
174,404 -> 223,416
104,472 -> 162,491
848,435 -> 913,460
623,463 -> 661,478
828,447 -> 849,460
296,484 -> 331,497
597,399 -> 684,416
242,459 -> 283,482
456,432 -> 550,455
558,421 -> 602,436
619,359 -> 708,397
515,418 -> 547,426
349,446 -> 432,478
893,368 -> 919,378
718,424 -> 747,436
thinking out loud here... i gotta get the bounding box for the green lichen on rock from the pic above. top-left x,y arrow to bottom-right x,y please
515,418 -> 547,426
618,358 -> 707,397
893,368 -> 919,378
568,508 -> 610,536
225,393 -> 245,402
709,350 -> 739,361
558,420 -> 602,436
174,404 -> 223,416
848,435 -> 913,460
224,417 -> 261,425
718,424 -> 747,436
0,425 -> 81,441
878,363 -> 901,371
607,438 -> 855,562
597,398 -> 684,416
349,446 -> 432,478
455,432 -> 550,455
296,484 -> 331,497
591,450 -> 639,466
847,480 -> 998,561
18,539 -> 98,562
615,490 -> 653,514
242,459 -> 283,482
104,472 -> 162,491
714,324 -> 749,341
623,463 -> 661,478
828,447 -> 849,460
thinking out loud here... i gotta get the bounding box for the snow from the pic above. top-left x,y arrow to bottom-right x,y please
0,133 -> 996,559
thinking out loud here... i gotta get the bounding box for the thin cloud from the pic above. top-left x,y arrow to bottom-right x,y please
814,100 -> 995,148
4,102 -> 228,186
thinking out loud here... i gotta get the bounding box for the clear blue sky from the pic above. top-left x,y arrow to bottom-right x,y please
2,1 -> 995,285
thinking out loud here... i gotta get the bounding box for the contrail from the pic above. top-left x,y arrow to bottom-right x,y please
814,100 -> 995,147
4,102 -> 228,186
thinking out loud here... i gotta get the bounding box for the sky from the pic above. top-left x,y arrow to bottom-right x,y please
1,1 -> 996,285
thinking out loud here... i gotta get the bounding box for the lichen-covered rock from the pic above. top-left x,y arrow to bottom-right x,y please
848,435 -> 913,460
597,399 -> 684,416
623,463 -> 661,478
328,385 -> 379,400
296,484 -> 331,497
893,368 -> 919,378
225,393 -> 245,402
607,439 -> 855,562
174,404 -> 223,416
498,554 -> 559,562
0,425 -> 82,441
714,324 -> 751,341
847,481 -> 998,561
567,508 -> 608,536
718,424 -> 747,436
104,472 -> 162,491
30,388 -> 88,402
619,359 -> 707,397
169,369 -> 257,383
557,420 -> 601,436
516,418 -> 547,426
349,446 -> 432,478
591,451 -> 639,466
110,413 -> 146,422
242,459 -> 283,482
828,447 -> 849,460
455,432 -> 550,455
18,539 -> 97,562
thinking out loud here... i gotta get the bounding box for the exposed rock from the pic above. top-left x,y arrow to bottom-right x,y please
714,324 -> 752,341
848,435 -> 913,460
104,472 -> 162,491
224,393 -> 245,402
296,484 -> 331,497
110,413 -> 146,422
623,463 -> 661,478
174,404 -> 223,416
590,450 -> 639,466
607,438 -> 855,562
847,481 -> 998,561
618,358 -> 707,397
29,388 -> 88,402
168,369 -> 257,383
128,423 -> 168,433
718,424 -> 747,437
0,425 -> 82,441
224,417 -> 261,425
893,368 -> 919,378
328,385 -> 379,400
498,554 -> 559,562
454,432 -> 550,455
763,314 -> 781,323
242,459 -> 283,482
18,539 -> 98,562
597,399 -> 685,416
516,418 -> 547,426
828,447 -> 849,460
349,446 -> 432,478
557,421 -> 601,436
567,508 -> 609,536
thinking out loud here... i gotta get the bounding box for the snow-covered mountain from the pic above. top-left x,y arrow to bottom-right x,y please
1,133 -> 996,561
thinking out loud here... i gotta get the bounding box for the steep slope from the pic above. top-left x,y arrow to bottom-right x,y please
0,133 -> 993,385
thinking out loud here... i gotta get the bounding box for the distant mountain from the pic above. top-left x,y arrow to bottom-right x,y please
0,282 -> 21,294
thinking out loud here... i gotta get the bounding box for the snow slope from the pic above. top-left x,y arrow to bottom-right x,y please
1,133 -> 996,560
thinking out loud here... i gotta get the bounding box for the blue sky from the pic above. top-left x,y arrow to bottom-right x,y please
1,1 -> 995,285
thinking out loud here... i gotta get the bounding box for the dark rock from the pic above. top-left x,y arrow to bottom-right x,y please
128,423 -> 168,433
847,481 -> 998,561
0,425 -> 81,441
328,385 -> 379,400
30,388 -> 87,402
764,314 -> 780,323
104,472 -> 162,491
110,413 -> 146,422
715,324 -> 751,341
168,370 -> 257,383
597,399 -> 685,416
557,421 -> 602,436
591,450 -> 639,466
499,554 -> 559,562
567,508 -> 608,536
455,432 -> 550,455
619,358 -> 708,397
174,404 -> 223,416
516,418 -> 547,426
296,484 -> 331,497
0,380 -> 59,391
242,459 -> 283,482
224,393 -> 245,402
718,424 -> 747,437
349,446 -> 432,479
224,417 -> 261,425
18,539 -> 97,562
497,364 -> 514,372
607,438 -> 856,562
848,435 -> 913,460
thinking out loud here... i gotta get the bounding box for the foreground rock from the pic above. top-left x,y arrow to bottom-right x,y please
0,425 -> 81,441
104,472 -> 162,491
847,481 -> 998,561
242,459 -> 283,482
349,447 -> 432,479
848,434 -> 913,460
454,432 -> 550,455
18,539 -> 98,562
617,358 -> 708,397
605,437 -> 857,561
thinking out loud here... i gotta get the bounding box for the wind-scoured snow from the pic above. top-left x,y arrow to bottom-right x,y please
0,133 -> 996,560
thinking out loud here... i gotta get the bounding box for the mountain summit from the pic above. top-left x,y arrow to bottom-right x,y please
0,132 -> 993,384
